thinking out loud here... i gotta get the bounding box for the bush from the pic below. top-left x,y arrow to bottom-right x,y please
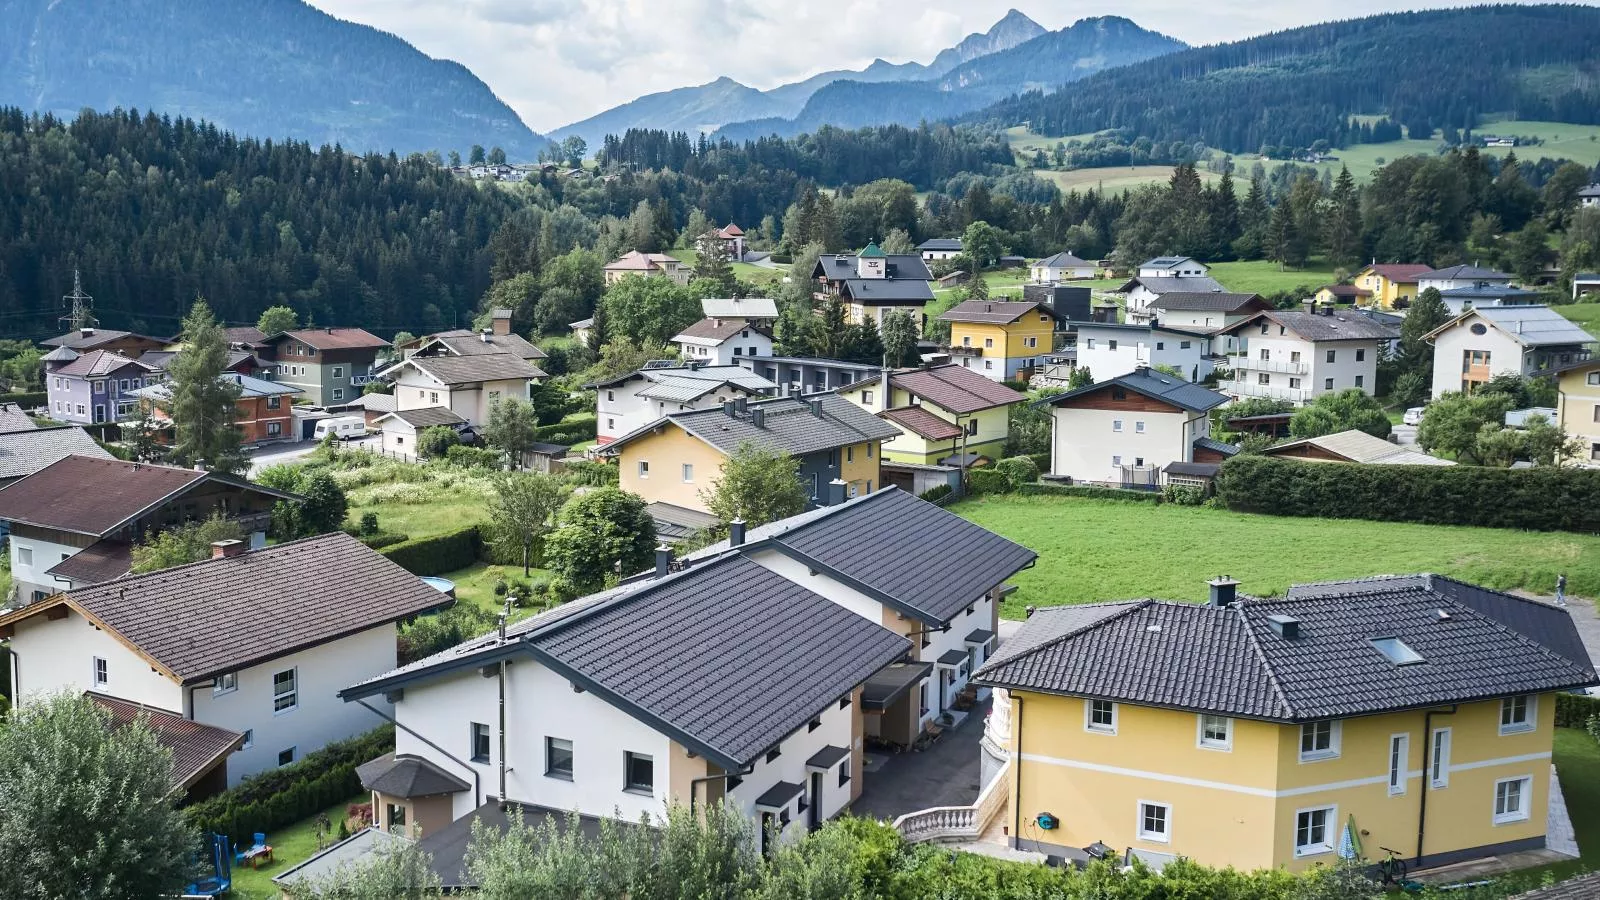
398,604 -> 497,664
536,414 -> 596,442
0,391 -> 45,408
415,426 -> 461,459
1215,455 -> 1600,533
379,525 -> 482,576
1026,452 -> 1051,475
1556,692 -> 1600,728
965,468 -> 1012,495
919,484 -> 953,503
1015,482 -> 1162,502
562,459 -> 618,486
993,456 -> 1040,489
444,444 -> 503,469
358,512 -> 380,535
1162,484 -> 1206,505
184,725 -> 393,842
357,532 -> 409,550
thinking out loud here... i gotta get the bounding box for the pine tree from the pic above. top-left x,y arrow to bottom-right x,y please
1268,202 -> 1305,269
1235,176 -> 1270,259
1323,166 -> 1362,266
167,299 -> 243,474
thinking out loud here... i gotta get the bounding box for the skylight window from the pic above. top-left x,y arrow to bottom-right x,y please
1370,637 -> 1425,666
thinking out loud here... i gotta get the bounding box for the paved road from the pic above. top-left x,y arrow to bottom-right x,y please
1392,424 -> 1418,445
246,434 -> 380,474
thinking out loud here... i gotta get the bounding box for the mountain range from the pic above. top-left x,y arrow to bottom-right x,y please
0,0 -> 545,157
547,9 -> 1051,148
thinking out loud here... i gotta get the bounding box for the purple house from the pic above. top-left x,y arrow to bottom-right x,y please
44,349 -> 161,425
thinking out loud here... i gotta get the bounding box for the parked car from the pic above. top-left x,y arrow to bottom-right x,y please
1402,407 -> 1426,426
313,416 -> 368,441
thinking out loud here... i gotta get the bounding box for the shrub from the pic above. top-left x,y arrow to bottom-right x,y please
358,512 -> 380,535
562,458 -> 618,486
415,426 -> 461,459
965,468 -> 1012,495
1015,482 -> 1162,502
379,525 -> 482,576
357,532 -> 409,550
1026,452 -> 1051,474
445,444 -> 503,469
993,456 -> 1040,489
0,391 -> 45,408
536,414 -> 596,442
184,725 -> 393,842
1557,692 -> 1600,728
398,604 -> 498,664
1161,484 -> 1206,506
919,484 -> 953,503
1215,455 -> 1600,533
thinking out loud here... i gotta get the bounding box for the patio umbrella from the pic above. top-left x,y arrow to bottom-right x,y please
1337,814 -> 1362,860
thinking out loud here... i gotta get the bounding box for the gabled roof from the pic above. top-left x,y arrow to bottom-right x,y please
686,488 -> 1037,625
416,331 -> 548,361
89,693 -> 244,792
0,427 -> 111,482
1221,310 -> 1400,342
586,364 -> 775,393
839,278 -> 935,303
132,372 -> 301,402
42,329 -> 166,350
0,455 -> 296,537
376,406 -> 467,429
1511,872 -> 1600,899
1263,429 -> 1454,466
1357,263 -> 1433,283
347,392 -> 396,414
268,328 -> 389,351
1141,256 -> 1196,269
879,406 -> 963,442
1420,264 -> 1512,282
53,349 -> 159,379
395,354 -> 546,385
917,238 -> 963,251
1423,306 -> 1595,347
672,317 -> 772,345
1438,284 -> 1544,301
701,297 -> 778,319
1193,435 -> 1240,458
1581,185 -> 1600,199
891,364 -> 1027,414
978,574 -> 1596,722
604,250 -> 685,271
222,325 -> 269,346
1315,284 -> 1371,299
137,349 -> 267,374
813,253 -> 933,282
1040,367 -> 1228,414
938,300 -> 1051,325
0,533 -> 451,684
1036,251 -> 1093,268
0,403 -> 38,434
1150,292 -> 1266,313
1116,275 -> 1226,295
600,392 -> 900,459
346,553 -> 910,771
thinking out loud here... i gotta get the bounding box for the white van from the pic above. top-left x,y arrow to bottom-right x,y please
313,416 -> 368,441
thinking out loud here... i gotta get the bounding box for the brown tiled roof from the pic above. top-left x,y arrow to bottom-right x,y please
53,350 -> 159,379
223,326 -> 269,346
429,332 -> 547,360
46,539 -> 133,585
88,693 -> 244,791
404,354 -> 547,385
275,328 -> 390,351
42,329 -> 167,350
891,365 -> 1026,414
1317,284 -> 1371,299
672,317 -> 771,344
0,456 -> 293,537
879,406 -> 962,441
378,406 -> 467,428
937,300 -> 1048,325
1,533 -> 452,683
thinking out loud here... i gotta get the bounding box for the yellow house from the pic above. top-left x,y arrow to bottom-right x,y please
842,364 -> 1026,466
976,574 -> 1595,873
597,393 -> 900,521
938,300 -> 1057,382
1354,264 -> 1433,310
1557,359 -> 1600,466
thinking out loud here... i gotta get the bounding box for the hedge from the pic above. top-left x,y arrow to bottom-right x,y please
1556,692 -> 1600,729
1016,482 -> 1163,502
379,524 -> 482,576
966,468 -> 1011,495
537,414 -> 596,442
0,391 -> 45,407
185,725 -> 393,840
1215,455 -> 1600,533
1025,452 -> 1051,475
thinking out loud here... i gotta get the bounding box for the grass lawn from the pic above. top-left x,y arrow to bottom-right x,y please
1035,166 -> 1221,194
348,490 -> 486,544
1489,728 -> 1600,892
439,560 -> 554,622
953,495 -> 1600,619
227,795 -> 367,900
1209,260 -> 1338,296
666,248 -> 782,285
1558,304 -> 1600,341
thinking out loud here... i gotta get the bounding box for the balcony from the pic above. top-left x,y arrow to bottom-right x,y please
351,374 -> 375,386
1228,353 -> 1308,375
948,344 -> 984,357
1227,379 -> 1311,404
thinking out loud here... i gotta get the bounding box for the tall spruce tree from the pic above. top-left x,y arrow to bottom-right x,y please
168,299 -> 243,474
1324,166 -> 1362,266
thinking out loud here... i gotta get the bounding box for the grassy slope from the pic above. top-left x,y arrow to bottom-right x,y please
953,495 -> 1600,619
1208,260 -> 1339,296
666,248 -> 782,285
1557,304 -> 1600,341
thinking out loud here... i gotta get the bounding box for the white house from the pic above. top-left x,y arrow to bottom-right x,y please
0,533 -> 450,785
385,354 -> 546,428
1030,252 -> 1096,283
1038,367 -> 1233,488
589,364 -> 776,445
1577,184 -> 1599,209
1145,292 -> 1270,355
671,319 -> 774,365
1219,305 -> 1398,405
1138,256 -> 1210,278
1417,264 -> 1513,294
1119,257 -> 1228,323
374,406 -> 468,457
1073,322 -> 1218,383
917,238 -> 963,261
1435,283 -> 1546,316
701,297 -> 779,324
1424,306 -> 1595,400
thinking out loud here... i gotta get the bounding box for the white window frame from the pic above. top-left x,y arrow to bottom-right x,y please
681,463 -> 693,483
1136,800 -> 1171,843
1298,720 -> 1341,762
1430,727 -> 1452,788
1499,695 -> 1536,735
1293,804 -> 1337,858
1112,419 -> 1123,432
272,667 -> 299,714
1135,421 -> 1145,434
1196,714 -> 1232,751
1085,699 -> 1117,735
214,672 -> 238,695
637,460 -> 649,479
1493,776 -> 1532,825
17,546 -> 32,567
92,656 -> 108,687
1388,733 -> 1409,796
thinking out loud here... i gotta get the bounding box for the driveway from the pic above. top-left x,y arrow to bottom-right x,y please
851,699 -> 988,820
1392,424 -> 1418,446
246,434 -> 380,474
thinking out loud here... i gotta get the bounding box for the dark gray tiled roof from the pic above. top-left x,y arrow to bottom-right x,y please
1036,252 -> 1092,268
862,662 -> 932,710
840,278 -> 935,303
766,487 -> 1037,624
379,406 -> 467,428
1117,275 -> 1226,295
979,575 -> 1597,722
938,300 -> 1047,325
0,403 -> 37,434
1510,871 -> 1600,899
1150,292 -> 1263,312
45,539 -> 132,585
357,752 -> 470,799
1040,368 -> 1228,414
403,354 -> 546,384
937,648 -> 969,666
755,781 -> 805,809
604,393 -> 900,459
806,745 -> 850,769
646,501 -> 720,542
1163,461 -> 1221,478
0,427 -> 112,482
814,253 -> 933,282
1421,264 -> 1511,281
918,239 -> 963,251
966,628 -> 995,644
42,329 -> 166,350
1193,436 -> 1240,457
1224,310 -> 1399,342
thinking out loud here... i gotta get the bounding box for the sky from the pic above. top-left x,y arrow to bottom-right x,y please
304,1 -> 1543,134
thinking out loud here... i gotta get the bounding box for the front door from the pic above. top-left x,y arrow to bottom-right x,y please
808,772 -> 822,831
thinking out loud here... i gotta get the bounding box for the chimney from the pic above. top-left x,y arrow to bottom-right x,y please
1208,576 -> 1239,608
80,327 -> 94,338
654,544 -> 674,576
733,396 -> 747,416
729,518 -> 747,547
480,329 -> 492,343
491,311 -> 511,336
723,399 -> 736,417
808,398 -> 824,418
750,406 -> 765,428
1266,614 -> 1301,640
827,478 -> 847,506
211,539 -> 246,559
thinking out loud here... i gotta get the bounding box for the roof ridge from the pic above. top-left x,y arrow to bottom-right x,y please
1235,604 -> 1297,719
1429,586 -> 1597,679
1001,600 -> 1151,663
71,531 -> 356,596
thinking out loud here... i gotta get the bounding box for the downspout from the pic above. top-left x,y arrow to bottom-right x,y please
1011,694 -> 1025,849
356,698 -> 482,810
185,679 -> 217,721
497,602 -> 510,806
5,643 -> 18,707
690,765 -> 754,813
1416,705 -> 1457,865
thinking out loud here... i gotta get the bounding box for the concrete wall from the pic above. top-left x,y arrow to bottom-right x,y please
7,529 -> 85,602
1557,367 -> 1600,465
1075,328 -> 1211,383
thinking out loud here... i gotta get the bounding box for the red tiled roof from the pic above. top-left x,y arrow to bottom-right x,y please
276,328 -> 390,351
891,365 -> 1027,414
89,693 -> 244,791
721,223 -> 744,236
879,406 -> 962,441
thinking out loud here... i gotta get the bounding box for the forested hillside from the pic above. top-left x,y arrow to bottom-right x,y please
0,0 -> 544,157
965,5 -> 1600,154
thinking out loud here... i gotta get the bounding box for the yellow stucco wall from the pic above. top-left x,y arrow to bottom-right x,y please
950,317 -> 1052,368
1008,691 -> 1556,872
1355,269 -> 1419,310
615,424 -> 729,513
1558,367 -> 1600,465
839,441 -> 883,494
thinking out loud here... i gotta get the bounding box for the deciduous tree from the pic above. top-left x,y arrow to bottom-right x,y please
485,472 -> 568,575
168,299 -> 244,474
130,514 -> 244,574
256,305 -> 298,336
1288,388 -> 1391,439
485,397 -> 538,469
702,442 -> 808,528
543,488 -> 656,594
880,309 -> 918,367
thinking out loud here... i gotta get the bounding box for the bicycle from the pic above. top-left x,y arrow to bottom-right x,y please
1376,846 -> 1408,887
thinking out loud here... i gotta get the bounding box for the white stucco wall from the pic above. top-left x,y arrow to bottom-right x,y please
596,380 -> 755,444
1430,325 -> 1527,400
7,533 -> 81,601
1050,407 -> 1192,484
9,609 -> 183,709
1074,329 -> 1211,382
725,694 -> 855,845
1305,341 -> 1382,396
676,330 -> 773,367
